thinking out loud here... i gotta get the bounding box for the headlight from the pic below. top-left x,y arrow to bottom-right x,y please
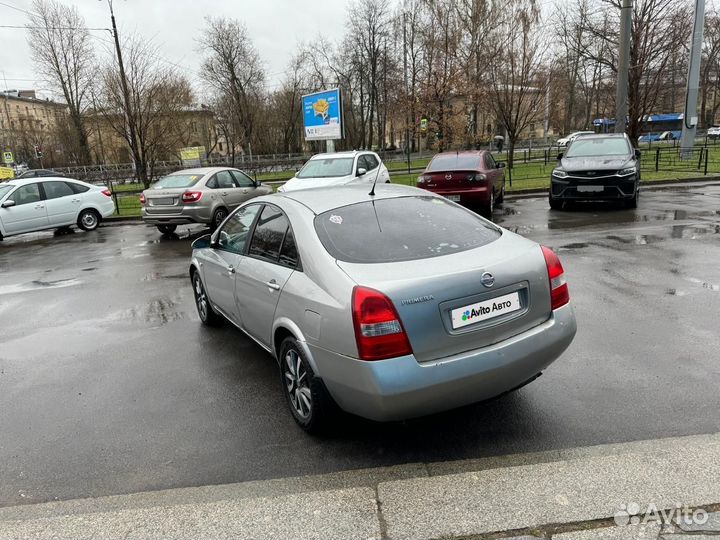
552,169 -> 568,179
618,167 -> 637,176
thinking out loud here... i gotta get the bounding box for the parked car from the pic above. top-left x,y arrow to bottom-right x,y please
416,150 -> 506,218
658,130 -> 680,141
0,177 -> 115,240
189,183 -> 577,431
140,167 -> 273,234
707,126 -> 720,139
17,168 -> 64,179
549,133 -> 641,209
277,151 -> 390,192
557,131 -> 595,147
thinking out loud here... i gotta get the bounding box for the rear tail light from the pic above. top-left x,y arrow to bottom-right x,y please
469,173 -> 487,182
352,286 -> 413,361
182,191 -> 203,203
101,189 -> 112,197
139,193 -> 146,205
417,175 -> 429,184
541,246 -> 570,310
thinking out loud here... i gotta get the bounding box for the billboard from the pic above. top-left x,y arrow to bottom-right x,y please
302,89 -> 343,141
180,146 -> 205,167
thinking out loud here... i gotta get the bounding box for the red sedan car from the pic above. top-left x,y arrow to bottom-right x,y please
417,151 -> 506,217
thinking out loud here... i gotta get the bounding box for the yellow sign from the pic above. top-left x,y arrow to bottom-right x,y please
180,147 -> 205,161
2,151 -> 13,164
0,167 -> 14,180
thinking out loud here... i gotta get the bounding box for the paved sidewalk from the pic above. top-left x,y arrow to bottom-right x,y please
1,433 -> 720,540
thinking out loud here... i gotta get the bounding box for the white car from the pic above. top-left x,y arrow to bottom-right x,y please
557,131 -> 595,147
708,126 -> 720,139
0,177 -> 115,240
278,151 -> 390,192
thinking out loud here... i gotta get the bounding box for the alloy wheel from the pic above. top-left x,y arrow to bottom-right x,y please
284,349 -> 312,419
193,275 -> 208,321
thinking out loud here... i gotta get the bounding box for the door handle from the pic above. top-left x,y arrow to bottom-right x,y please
227,265 -> 235,274
266,280 -> 281,291
242,189 -> 248,194
221,192 -> 228,196
34,204 -> 44,209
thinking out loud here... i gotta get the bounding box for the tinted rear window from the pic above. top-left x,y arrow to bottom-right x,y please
314,196 -> 501,264
427,154 -> 481,172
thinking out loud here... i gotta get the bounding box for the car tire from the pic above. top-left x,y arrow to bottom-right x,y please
626,188 -> 639,209
496,182 -> 506,205
156,224 -> 177,235
482,190 -> 495,219
549,196 -> 563,210
279,336 -> 334,434
77,209 -> 100,231
210,207 -> 228,231
191,270 -> 223,327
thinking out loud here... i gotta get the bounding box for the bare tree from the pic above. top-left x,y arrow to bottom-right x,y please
487,0 -> 546,167
100,35 -> 193,186
27,0 -> 94,164
199,17 -> 265,157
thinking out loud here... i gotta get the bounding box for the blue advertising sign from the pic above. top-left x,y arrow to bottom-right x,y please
302,88 -> 343,141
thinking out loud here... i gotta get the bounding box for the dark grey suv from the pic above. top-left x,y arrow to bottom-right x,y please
550,133 -> 641,209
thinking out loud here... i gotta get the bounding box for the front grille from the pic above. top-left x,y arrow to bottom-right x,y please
568,170 -> 618,179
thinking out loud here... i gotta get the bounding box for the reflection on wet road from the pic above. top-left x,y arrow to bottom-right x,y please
1,185 -> 719,508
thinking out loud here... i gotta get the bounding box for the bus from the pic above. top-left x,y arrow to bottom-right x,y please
593,113 -> 683,142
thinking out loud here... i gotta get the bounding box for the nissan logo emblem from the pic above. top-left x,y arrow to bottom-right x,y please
481,272 -> 495,288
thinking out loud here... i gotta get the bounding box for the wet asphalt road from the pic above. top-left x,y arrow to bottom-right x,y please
1,184 -> 719,507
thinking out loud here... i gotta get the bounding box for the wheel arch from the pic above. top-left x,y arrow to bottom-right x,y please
272,318 -> 319,374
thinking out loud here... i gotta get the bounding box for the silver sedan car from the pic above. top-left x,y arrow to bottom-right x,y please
189,184 -> 577,431
141,167 -> 272,234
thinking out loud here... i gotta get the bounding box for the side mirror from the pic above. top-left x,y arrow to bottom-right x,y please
1,200 -> 15,208
191,234 -> 212,250
497,162 -> 506,169
635,149 -> 642,159
356,168 -> 367,177
557,153 -> 564,161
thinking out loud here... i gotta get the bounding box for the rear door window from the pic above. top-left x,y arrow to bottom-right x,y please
314,196 -> 501,263
43,181 -> 74,200
248,205 -> 290,262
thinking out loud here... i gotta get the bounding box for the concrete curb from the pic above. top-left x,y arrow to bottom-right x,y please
2,433 -> 720,540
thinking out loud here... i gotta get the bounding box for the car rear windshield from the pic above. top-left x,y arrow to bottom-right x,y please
297,158 -> 354,179
152,174 -> 203,189
427,154 -> 481,172
314,196 -> 501,264
566,138 -> 631,157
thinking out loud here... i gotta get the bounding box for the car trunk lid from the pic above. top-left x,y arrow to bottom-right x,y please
421,170 -> 480,190
336,232 -> 552,362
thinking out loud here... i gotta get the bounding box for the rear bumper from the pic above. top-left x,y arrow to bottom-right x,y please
141,205 -> 212,225
310,303 -> 577,422
424,186 -> 490,204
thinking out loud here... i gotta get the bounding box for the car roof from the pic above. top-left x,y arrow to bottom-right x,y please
276,182 -> 431,215
2,177 -> 71,188
307,151 -> 374,161
571,133 -> 627,141
168,167 -> 238,176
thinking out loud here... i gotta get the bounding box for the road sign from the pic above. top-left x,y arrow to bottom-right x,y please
302,89 -> 343,141
3,151 -> 13,164
420,117 -> 428,133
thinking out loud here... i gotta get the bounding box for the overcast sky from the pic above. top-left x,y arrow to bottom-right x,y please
0,0 -> 355,100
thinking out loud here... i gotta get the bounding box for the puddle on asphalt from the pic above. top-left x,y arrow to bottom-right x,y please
0,278 -> 82,296
686,277 -> 720,292
559,242 -> 590,250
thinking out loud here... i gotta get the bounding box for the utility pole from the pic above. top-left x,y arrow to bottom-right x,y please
615,0 -> 632,134
104,0 -> 139,179
543,84 -> 550,145
680,0 -> 706,157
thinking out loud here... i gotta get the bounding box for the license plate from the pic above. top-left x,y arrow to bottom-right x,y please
151,197 -> 174,206
451,291 -> 521,330
577,185 -> 604,193
446,195 -> 461,202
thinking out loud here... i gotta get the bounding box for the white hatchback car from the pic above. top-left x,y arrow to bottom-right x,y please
0,177 -> 115,240
278,151 -> 390,192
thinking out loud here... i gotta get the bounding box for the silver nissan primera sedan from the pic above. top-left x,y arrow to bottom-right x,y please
189,184 -> 577,432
